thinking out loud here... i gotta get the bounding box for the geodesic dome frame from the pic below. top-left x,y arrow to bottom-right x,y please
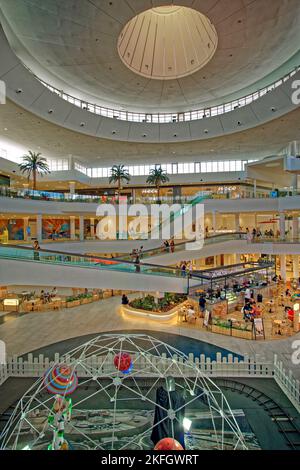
0,334 -> 248,450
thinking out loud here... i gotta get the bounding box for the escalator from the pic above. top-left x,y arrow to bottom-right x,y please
136,191 -> 210,242
119,232 -> 247,262
0,244 -> 202,293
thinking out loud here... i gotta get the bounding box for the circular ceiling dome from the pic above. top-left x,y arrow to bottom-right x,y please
117,5 -> 218,80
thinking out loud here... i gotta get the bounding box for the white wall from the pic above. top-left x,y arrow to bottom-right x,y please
0,258 -> 197,293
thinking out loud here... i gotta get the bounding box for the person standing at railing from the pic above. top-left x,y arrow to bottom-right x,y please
135,254 -> 141,273
138,246 -> 144,259
33,240 -> 40,261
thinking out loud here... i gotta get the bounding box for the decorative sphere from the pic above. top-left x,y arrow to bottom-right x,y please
43,364 -> 78,395
154,438 -> 184,451
114,353 -> 132,373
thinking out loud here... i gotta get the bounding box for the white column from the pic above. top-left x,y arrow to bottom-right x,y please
293,255 -> 299,279
279,212 -> 286,239
291,174 -> 298,194
70,216 -> 76,240
69,181 -> 76,197
292,216 -> 299,240
280,255 -> 287,282
212,211 -> 216,234
90,218 -> 95,238
235,213 -> 240,232
36,214 -> 42,243
254,213 -> 258,229
79,216 -> 84,241
23,217 -> 29,241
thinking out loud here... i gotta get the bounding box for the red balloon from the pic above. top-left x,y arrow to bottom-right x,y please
154,438 -> 184,451
114,353 -> 132,372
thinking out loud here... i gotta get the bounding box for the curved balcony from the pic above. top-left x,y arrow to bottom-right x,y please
37,66 -> 300,124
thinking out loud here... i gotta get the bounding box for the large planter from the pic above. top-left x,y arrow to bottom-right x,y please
66,300 -> 81,308
81,297 -> 93,305
92,294 -> 100,301
232,328 -> 253,340
211,325 -> 231,336
122,302 -> 185,322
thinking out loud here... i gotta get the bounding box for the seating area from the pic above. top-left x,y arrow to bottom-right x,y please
0,286 -> 133,314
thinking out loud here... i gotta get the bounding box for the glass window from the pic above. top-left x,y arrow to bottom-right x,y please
183,163 -> 189,174
201,162 -> 207,173
212,161 -> 218,172
178,163 -> 184,174
224,161 -> 230,172
235,161 -> 242,171
229,161 -> 236,172
166,164 -> 172,174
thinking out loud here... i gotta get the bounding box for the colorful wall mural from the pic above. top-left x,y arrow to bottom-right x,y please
0,219 -> 24,241
42,219 -> 70,239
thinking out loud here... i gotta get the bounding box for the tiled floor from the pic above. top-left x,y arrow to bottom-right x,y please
0,294 -> 299,378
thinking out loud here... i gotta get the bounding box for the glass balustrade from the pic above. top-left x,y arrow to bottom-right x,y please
1,185 -> 300,204
0,245 -> 182,278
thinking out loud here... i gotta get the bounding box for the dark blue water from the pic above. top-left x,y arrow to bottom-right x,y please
24,329 -> 243,361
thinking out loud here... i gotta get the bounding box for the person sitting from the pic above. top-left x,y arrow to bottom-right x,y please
242,302 -> 252,321
40,290 -> 45,302
51,287 -> 58,298
187,306 -> 196,322
285,306 -> 294,322
121,294 -> 129,305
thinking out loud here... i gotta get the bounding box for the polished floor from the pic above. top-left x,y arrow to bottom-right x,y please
0,294 -> 299,378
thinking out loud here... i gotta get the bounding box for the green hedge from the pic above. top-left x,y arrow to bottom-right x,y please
129,293 -> 187,312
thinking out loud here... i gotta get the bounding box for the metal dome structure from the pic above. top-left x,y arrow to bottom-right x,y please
0,334 -> 248,451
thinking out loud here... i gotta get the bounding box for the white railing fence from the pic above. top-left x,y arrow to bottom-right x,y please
274,354 -> 300,413
2,351 -> 272,382
0,352 -> 299,412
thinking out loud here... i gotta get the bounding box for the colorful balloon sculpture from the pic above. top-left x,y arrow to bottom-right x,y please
43,364 -> 78,395
154,438 -> 184,451
47,395 -> 73,451
114,353 -> 133,373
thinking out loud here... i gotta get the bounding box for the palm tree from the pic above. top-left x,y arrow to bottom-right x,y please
109,165 -> 131,196
19,151 -> 50,190
146,167 -> 169,203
